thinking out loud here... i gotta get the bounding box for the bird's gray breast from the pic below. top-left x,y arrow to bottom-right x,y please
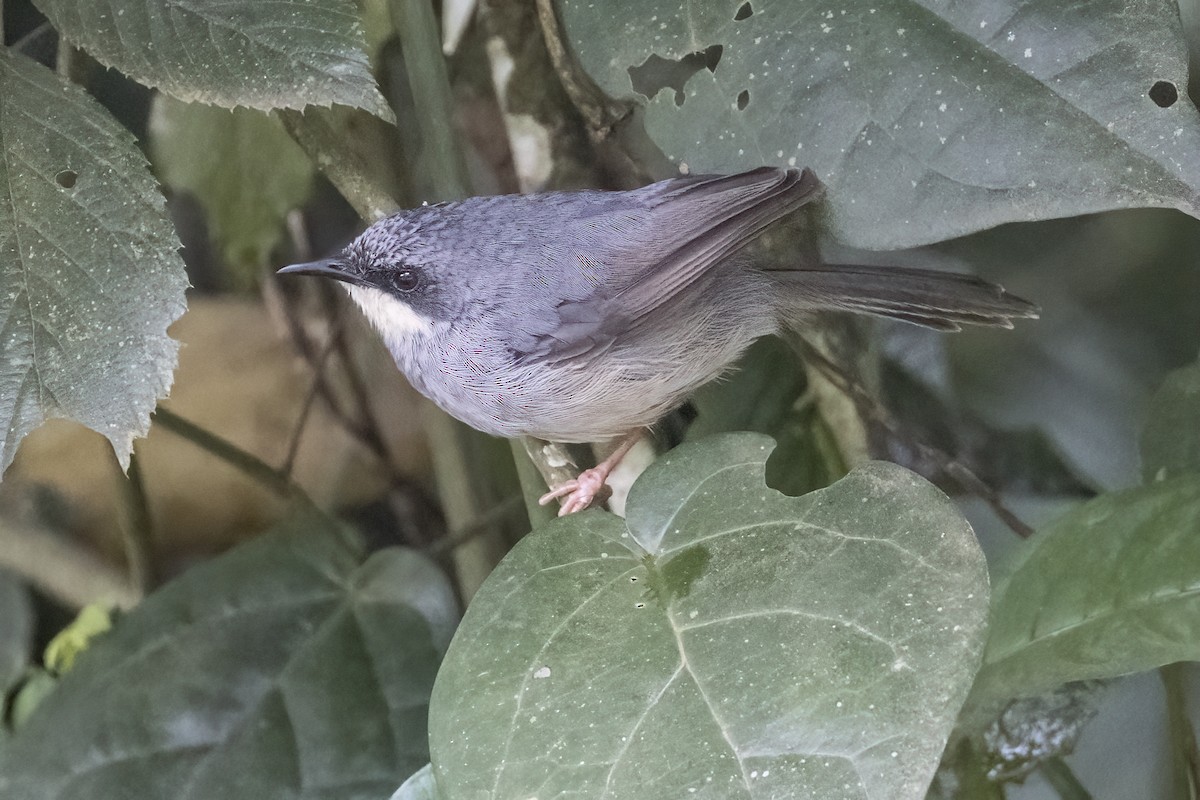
400,269 -> 777,442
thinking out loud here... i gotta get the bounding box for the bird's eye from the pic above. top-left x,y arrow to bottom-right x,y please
389,268 -> 420,293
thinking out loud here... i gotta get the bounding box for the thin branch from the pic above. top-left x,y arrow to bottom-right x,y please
330,313 -> 399,466
533,0 -> 633,140
1040,758 -> 1095,800
55,41 -> 97,87
12,22 -> 53,54
152,406 -> 305,500
513,438 -> 572,528
1162,663 -> 1200,800
792,335 -> 1035,538
425,495 -> 525,556
280,330 -> 341,478
0,517 -> 139,610
113,449 -> 156,592
268,279 -> 409,484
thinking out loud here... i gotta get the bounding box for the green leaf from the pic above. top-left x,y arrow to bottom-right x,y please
0,569 -> 33,698
0,49 -> 186,475
558,0 -> 1200,249
0,508 -> 458,800
972,476 -> 1200,709
150,98 -> 315,281
430,433 -> 989,800
1141,360 -> 1200,482
32,0 -> 391,116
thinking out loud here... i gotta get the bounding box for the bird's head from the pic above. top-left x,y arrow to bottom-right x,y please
278,208 -> 457,348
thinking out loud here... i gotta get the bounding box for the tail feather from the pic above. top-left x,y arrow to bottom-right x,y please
771,264 -> 1039,331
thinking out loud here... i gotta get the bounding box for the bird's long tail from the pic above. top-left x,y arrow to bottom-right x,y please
769,264 -> 1039,331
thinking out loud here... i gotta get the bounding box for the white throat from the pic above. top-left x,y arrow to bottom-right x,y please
344,285 -> 434,348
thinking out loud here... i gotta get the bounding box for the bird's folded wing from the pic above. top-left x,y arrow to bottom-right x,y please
521,167 -> 822,363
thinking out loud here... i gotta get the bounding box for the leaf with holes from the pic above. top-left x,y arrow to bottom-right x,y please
429,433 -> 989,800
0,509 -> 459,800
559,0 -> 1200,248
0,49 -> 186,475
32,0 -> 390,116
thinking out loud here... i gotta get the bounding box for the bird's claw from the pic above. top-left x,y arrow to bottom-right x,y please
538,467 -> 613,516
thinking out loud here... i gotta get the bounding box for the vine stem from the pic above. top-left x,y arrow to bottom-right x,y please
792,334 -> 1035,538
388,0 -> 520,599
1161,663 -> 1200,800
152,406 -> 307,501
113,450 -> 156,592
1040,758 -> 1094,800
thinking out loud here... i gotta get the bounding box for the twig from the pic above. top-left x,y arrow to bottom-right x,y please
55,41 -> 96,87
269,280 -> 410,484
1161,664 -> 1200,800
425,495 -> 525,555
113,449 -> 156,592
512,439 -> 571,528
152,407 -> 305,500
330,315 -> 400,467
13,22 -> 53,53
266,273 -> 445,549
793,335 -> 1035,538
1040,758 -> 1095,800
533,0 -> 633,140
280,329 -> 341,478
0,517 -> 139,610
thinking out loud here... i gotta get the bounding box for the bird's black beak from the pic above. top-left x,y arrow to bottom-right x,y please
277,257 -> 366,286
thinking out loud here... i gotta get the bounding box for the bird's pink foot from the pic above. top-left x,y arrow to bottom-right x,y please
539,466 -> 613,516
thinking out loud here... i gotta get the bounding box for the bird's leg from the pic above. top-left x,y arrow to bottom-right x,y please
538,430 -> 644,516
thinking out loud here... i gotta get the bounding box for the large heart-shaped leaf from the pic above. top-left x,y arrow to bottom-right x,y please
558,0 -> 1200,249
0,509 -> 458,800
430,433 -> 989,799
0,49 -> 186,474
33,0 -> 390,116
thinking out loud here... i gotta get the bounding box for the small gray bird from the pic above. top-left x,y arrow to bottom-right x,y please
280,167 -> 1037,514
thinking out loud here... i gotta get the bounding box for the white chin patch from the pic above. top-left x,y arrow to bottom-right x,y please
344,285 -> 434,340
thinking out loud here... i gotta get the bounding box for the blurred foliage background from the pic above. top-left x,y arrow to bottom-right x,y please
1,0 -> 1200,797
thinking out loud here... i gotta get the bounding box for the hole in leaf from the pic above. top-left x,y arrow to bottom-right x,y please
734,2 -> 753,20
737,89 -> 750,110
1149,80 -> 1178,108
628,44 -> 724,107
55,169 -> 78,189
